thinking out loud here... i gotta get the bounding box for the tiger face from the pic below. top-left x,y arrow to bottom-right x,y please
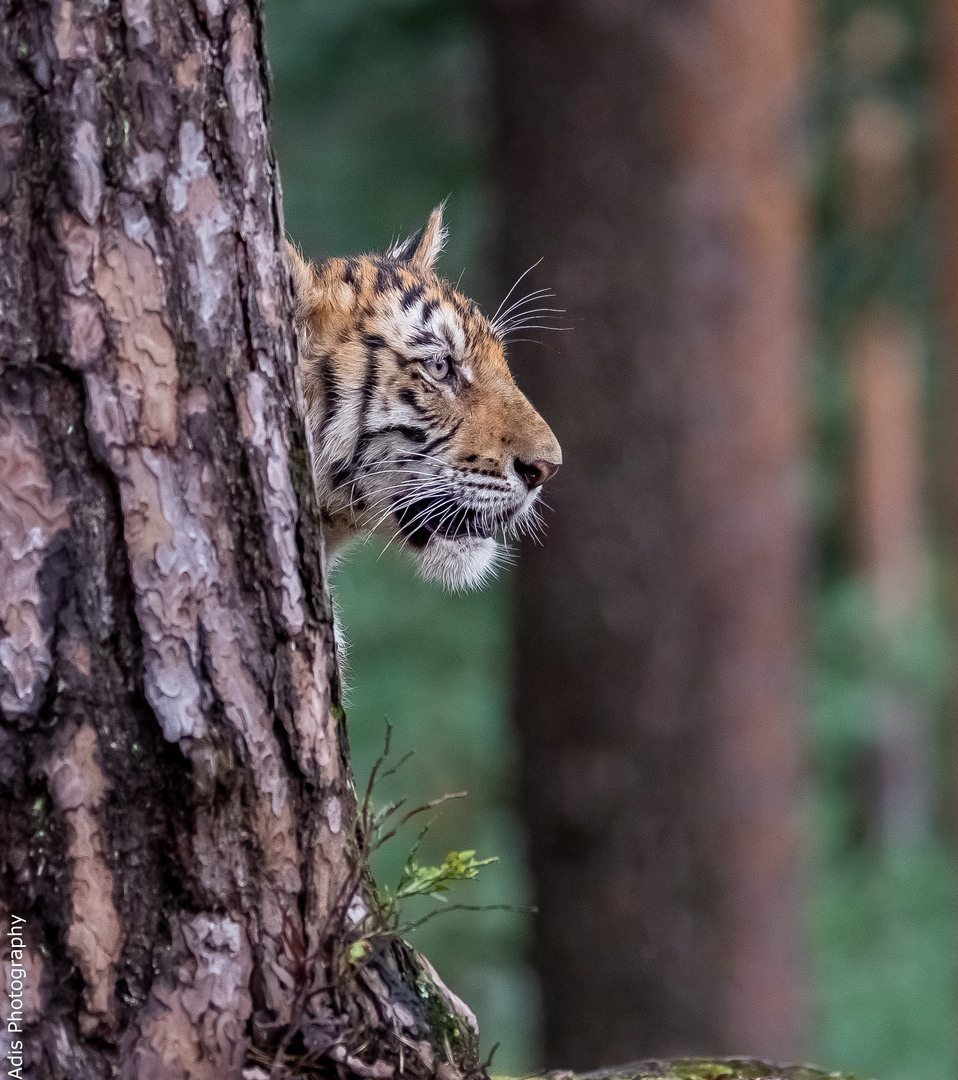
288,206 -> 561,590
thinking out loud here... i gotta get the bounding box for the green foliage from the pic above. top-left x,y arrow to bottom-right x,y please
395,849 -> 498,902
339,730 -> 514,1019
810,578 -> 951,763
809,5 -> 958,1080
355,728 -> 501,928
810,843 -> 957,1080
358,727 -> 502,927
344,840 -> 501,962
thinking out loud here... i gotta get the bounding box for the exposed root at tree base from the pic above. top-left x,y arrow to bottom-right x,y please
243,936 -> 482,1080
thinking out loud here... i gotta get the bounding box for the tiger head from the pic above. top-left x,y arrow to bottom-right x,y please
288,206 -> 561,590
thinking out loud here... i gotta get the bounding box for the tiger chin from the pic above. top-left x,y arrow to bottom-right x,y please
286,206 -> 561,591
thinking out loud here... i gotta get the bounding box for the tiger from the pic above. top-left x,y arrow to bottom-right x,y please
286,205 -> 562,591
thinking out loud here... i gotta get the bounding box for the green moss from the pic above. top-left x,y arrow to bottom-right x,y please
670,1066 -> 737,1080
415,969 -> 474,1063
572,1062 -> 866,1080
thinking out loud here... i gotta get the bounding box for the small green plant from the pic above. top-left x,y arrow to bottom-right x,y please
396,848 -> 498,902
340,722 -> 517,969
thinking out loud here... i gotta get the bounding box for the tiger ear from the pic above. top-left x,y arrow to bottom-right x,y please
387,205 -> 447,271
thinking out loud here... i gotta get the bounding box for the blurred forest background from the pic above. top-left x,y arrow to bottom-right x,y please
262,2 -> 957,1079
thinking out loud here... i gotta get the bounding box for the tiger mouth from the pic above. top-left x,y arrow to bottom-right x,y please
394,497 -> 496,549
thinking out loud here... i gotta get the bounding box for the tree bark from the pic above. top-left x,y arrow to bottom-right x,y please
0,2 -> 477,1078
490,0 -> 808,1067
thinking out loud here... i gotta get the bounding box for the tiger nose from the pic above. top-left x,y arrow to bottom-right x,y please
514,457 -> 559,491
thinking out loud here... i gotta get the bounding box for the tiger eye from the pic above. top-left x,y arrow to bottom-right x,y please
425,355 -> 451,380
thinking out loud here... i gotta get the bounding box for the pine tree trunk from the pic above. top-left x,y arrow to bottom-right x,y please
934,0 -> 958,845
489,0 -> 808,1067
0,2 -> 477,1077
848,308 -> 930,843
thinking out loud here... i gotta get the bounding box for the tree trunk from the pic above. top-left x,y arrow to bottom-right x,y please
836,12 -> 931,849
0,2 -> 477,1078
934,0 -> 958,845
848,308 -> 930,843
489,0 -> 808,1067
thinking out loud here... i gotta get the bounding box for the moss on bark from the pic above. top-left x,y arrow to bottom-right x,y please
522,1062 -> 867,1080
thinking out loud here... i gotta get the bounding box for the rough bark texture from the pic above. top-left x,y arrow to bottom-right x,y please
490,0 -> 808,1067
0,2 -> 478,1078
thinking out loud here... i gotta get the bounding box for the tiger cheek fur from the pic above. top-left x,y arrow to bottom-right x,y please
287,206 -> 562,591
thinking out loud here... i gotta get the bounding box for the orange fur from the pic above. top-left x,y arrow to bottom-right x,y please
287,207 -> 561,589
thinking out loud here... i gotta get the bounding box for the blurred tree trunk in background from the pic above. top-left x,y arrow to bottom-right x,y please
848,306 -> 930,843
838,10 -> 930,849
935,0 -> 958,842
850,313 -> 925,627
489,0 -> 808,1067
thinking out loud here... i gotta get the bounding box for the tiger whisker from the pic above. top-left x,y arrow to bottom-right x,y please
490,259 -> 545,327
501,315 -> 571,327
498,316 -> 569,331
376,496 -> 458,561
334,478 -> 449,532
493,290 -> 558,327
362,483 -> 452,533
498,304 -> 565,324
